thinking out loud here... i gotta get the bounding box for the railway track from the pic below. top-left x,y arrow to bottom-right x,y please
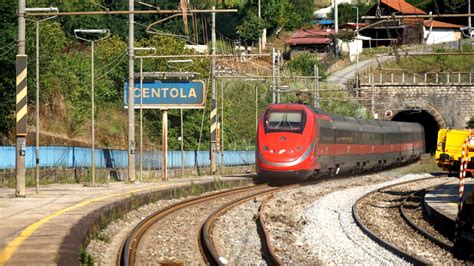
399,184 -> 453,251
201,187 -> 288,265
352,176 -> 461,264
118,183 -> 296,265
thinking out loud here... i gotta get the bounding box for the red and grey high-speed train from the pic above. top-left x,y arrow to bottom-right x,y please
256,103 -> 425,180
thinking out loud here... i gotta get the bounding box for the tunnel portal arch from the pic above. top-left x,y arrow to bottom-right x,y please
391,108 -> 444,154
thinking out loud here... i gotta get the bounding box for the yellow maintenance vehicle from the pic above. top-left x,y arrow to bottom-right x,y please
435,128 -> 474,173
436,128 -> 474,258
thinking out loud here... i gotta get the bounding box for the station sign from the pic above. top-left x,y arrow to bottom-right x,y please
124,80 -> 206,109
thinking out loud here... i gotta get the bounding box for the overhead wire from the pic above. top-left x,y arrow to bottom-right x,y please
0,43 -> 17,58
0,40 -> 16,51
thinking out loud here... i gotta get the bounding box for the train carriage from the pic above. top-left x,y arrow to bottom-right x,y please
256,103 -> 425,180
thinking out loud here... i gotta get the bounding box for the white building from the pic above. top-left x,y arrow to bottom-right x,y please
423,20 -> 464,44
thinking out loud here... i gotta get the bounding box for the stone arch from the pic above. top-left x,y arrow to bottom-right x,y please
391,103 -> 445,153
393,102 -> 447,129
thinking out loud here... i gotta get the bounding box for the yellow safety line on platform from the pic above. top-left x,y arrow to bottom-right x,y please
0,183 -> 176,265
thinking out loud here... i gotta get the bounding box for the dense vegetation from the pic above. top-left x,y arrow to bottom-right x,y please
0,0 -> 393,151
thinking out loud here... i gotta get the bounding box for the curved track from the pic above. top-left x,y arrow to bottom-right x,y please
352,177 -> 443,264
118,184 -> 279,265
399,184 -> 453,251
201,187 -> 289,265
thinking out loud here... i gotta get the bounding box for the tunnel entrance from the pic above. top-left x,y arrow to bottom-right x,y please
392,109 -> 440,154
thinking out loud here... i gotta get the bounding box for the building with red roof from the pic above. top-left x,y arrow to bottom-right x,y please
286,28 -> 334,53
423,20 -> 464,44
363,0 -> 428,46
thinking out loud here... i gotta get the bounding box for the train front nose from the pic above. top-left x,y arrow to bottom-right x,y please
256,105 -> 316,180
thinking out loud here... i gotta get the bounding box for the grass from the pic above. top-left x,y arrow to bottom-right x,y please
78,246 -> 94,265
395,156 -> 442,175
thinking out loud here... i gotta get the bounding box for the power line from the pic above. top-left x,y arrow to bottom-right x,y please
0,44 -> 16,58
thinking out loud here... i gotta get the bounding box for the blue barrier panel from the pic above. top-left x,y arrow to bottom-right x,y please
0,146 -> 15,169
0,146 -> 255,170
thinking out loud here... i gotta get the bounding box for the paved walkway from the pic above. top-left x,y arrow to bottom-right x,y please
0,176 -> 249,265
327,55 -> 395,84
424,178 -> 473,221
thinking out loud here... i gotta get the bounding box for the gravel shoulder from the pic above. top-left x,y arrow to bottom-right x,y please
299,173 -> 431,265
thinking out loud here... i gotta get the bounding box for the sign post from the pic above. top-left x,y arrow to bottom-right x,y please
125,79 -> 205,181
162,109 -> 168,180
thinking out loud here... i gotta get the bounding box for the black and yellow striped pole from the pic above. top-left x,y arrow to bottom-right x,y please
210,6 -> 217,174
16,0 -> 27,197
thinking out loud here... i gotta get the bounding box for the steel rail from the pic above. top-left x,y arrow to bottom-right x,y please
118,184 -> 268,266
352,176 -> 438,265
257,194 -> 284,265
200,185 -> 294,265
399,182 -> 453,251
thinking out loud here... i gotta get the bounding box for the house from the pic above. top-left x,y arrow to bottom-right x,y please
362,0 -> 426,46
423,20 -> 464,44
286,28 -> 334,53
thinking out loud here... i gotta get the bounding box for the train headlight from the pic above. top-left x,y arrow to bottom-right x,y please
263,146 -> 269,151
270,149 -> 275,154
289,149 -> 294,154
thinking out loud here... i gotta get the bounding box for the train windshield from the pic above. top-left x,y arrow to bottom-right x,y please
265,110 -> 306,133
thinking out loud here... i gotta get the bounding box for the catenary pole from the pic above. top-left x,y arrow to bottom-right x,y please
180,109 -> 184,177
272,48 -> 276,103
35,19 -> 40,193
355,6 -> 359,97
314,65 -> 319,107
221,80 -> 224,172
210,6 -> 218,174
258,0 -> 262,54
91,40 -> 95,186
16,0 -> 27,197
140,58 -> 143,182
128,0 -> 136,182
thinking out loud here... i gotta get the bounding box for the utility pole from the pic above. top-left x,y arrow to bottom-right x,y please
128,0 -> 136,182
258,0 -> 262,54
272,48 -> 276,103
220,80 -> 225,172
74,29 -> 109,187
35,19 -> 39,193
210,6 -> 218,174
469,0 -> 472,36
334,0 -> 339,57
16,0 -> 27,197
26,7 -> 58,193
276,50 -> 281,103
334,0 -> 338,33
314,65 -> 319,107
354,6 -> 359,97
371,73 -> 375,117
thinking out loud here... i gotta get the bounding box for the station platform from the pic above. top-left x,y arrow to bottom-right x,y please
0,175 -> 252,265
424,177 -> 474,235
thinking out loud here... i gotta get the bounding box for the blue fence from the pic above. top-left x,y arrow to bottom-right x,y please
0,146 -> 255,170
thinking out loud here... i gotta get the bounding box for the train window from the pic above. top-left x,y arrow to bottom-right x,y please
265,110 -> 306,134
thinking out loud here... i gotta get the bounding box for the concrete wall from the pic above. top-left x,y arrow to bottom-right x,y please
424,28 -> 461,44
359,84 -> 474,128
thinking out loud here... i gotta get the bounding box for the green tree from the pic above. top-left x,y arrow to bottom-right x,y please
236,12 -> 264,44
286,52 -> 327,79
0,0 -> 18,137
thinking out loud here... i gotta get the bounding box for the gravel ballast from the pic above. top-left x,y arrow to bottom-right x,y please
87,168 -> 460,264
301,173 -> 433,265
